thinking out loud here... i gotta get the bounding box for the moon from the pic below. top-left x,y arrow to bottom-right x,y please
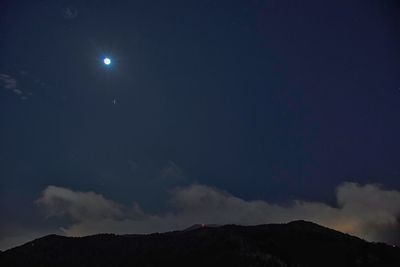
103,57 -> 111,65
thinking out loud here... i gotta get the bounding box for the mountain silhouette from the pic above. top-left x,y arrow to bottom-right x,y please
1,221 -> 399,267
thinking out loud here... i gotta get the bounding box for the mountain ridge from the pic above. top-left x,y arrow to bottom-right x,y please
1,220 -> 399,267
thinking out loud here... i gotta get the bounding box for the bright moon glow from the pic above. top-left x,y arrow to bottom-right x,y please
103,57 -> 111,65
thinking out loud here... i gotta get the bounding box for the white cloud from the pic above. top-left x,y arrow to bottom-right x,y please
37,186 -> 124,222
0,74 -> 17,90
36,182 -> 400,245
0,73 -> 31,99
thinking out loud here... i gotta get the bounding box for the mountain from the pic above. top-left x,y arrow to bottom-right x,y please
1,221 -> 399,267
183,223 -> 220,231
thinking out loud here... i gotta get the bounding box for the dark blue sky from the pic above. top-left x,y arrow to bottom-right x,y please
1,0 -> 400,249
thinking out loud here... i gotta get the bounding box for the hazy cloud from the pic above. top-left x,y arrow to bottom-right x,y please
0,73 -> 31,99
37,186 -> 124,222
63,6 -> 78,19
0,74 -> 17,91
158,160 -> 186,183
36,182 -> 400,245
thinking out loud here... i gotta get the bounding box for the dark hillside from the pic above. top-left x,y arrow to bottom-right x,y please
1,221 -> 399,267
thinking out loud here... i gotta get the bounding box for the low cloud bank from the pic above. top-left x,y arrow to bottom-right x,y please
36,182 -> 400,245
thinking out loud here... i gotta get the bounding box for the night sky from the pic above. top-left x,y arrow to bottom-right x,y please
1,0 -> 400,250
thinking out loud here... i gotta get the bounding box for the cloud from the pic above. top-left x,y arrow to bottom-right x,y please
158,160 -> 186,183
0,74 -> 17,90
36,182 -> 400,246
0,73 -> 30,99
63,6 -> 78,19
36,186 -> 127,222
